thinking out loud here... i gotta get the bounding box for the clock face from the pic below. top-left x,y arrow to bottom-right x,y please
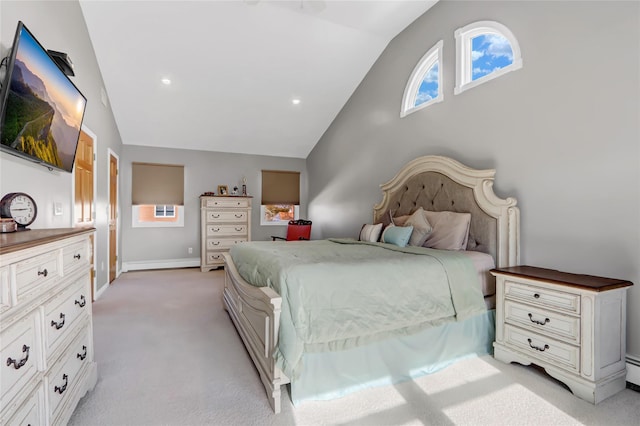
0,193 -> 37,227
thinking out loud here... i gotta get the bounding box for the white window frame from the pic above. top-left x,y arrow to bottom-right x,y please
260,205 -> 300,226
401,40 -> 443,118
132,205 -> 185,228
454,21 -> 522,95
154,204 -> 176,218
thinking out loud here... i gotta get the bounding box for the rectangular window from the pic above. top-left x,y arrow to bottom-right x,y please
154,205 -> 175,218
261,170 -> 301,226
132,205 -> 184,228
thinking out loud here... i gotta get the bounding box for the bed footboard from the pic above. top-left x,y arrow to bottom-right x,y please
222,253 -> 289,413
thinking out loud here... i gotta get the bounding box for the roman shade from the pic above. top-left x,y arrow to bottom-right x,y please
132,162 -> 184,205
261,170 -> 300,205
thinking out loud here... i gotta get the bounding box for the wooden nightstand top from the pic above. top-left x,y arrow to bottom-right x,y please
491,265 -> 633,292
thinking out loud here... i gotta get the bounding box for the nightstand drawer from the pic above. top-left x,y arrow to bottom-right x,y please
505,280 -> 580,314
504,300 -> 580,343
504,324 -> 579,373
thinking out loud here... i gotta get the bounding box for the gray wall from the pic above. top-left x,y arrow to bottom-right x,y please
0,1 -> 123,293
120,145 -> 307,263
306,1 -> 640,358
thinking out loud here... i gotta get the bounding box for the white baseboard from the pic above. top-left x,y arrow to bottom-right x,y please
627,355 -> 640,386
122,258 -> 201,272
95,281 -> 109,300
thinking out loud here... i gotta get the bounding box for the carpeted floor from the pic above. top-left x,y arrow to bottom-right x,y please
69,268 -> 639,425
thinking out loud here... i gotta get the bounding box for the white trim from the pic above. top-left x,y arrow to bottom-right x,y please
94,281 -> 110,300
627,355 -> 640,386
107,148 -> 121,280
400,40 -> 443,117
454,20 -> 523,95
122,258 -> 201,272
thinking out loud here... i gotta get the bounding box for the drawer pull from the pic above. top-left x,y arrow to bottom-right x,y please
51,313 -> 66,330
533,293 -> 540,299
6,345 -> 30,370
212,241 -> 220,246
74,253 -> 82,260
235,214 -> 243,218
54,374 -> 68,394
527,338 -> 549,352
212,228 -> 220,232
235,227 -> 243,231
38,269 -> 48,277
75,295 -> 86,308
212,214 -> 220,219
77,345 -> 87,361
528,313 -> 550,325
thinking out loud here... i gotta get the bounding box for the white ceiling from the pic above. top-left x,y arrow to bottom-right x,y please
80,0 -> 437,158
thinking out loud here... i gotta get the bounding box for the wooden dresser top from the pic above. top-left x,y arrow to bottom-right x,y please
0,228 -> 94,255
491,265 -> 633,292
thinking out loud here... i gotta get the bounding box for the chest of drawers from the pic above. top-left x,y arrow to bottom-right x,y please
0,228 -> 97,425
200,196 -> 252,272
492,265 -> 632,404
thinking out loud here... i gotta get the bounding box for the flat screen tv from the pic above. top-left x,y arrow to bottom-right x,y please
0,21 -> 86,173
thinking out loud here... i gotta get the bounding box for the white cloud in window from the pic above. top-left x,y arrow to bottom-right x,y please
472,50 -> 484,61
484,34 -> 513,60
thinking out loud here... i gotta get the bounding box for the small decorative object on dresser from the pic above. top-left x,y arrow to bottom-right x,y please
200,195 -> 252,272
217,185 -> 228,196
491,265 -> 633,404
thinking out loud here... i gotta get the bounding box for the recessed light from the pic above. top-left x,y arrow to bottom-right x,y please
292,98 -> 301,105
161,78 -> 171,85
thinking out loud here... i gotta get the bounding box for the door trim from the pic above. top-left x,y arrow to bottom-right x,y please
107,148 -> 120,281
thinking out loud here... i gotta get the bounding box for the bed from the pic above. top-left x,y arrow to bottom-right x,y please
222,155 -> 520,413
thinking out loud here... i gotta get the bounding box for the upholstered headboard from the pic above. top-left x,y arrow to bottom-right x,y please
373,156 -> 520,268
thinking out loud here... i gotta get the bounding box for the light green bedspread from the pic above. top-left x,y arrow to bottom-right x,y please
229,239 -> 487,378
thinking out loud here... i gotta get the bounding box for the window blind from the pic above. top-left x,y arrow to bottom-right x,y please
261,170 -> 300,205
132,162 -> 184,205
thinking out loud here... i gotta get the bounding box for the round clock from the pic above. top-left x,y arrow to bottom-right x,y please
0,192 -> 37,230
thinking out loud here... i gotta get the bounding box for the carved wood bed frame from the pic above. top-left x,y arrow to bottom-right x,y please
222,155 -> 520,413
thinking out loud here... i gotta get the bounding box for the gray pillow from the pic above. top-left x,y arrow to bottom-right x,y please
403,207 -> 433,247
422,210 -> 471,250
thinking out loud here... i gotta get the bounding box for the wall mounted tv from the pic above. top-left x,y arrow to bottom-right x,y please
0,21 -> 86,173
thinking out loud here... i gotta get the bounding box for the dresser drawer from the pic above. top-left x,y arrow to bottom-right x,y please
504,324 -> 580,373
206,211 -> 248,223
207,238 -> 247,250
206,224 -> 247,237
206,252 -> 225,265
504,300 -> 580,343
43,280 -> 90,361
2,383 -> 44,426
202,198 -> 250,209
505,280 -> 580,314
46,327 -> 90,422
62,240 -> 90,276
1,311 -> 40,413
16,251 -> 60,301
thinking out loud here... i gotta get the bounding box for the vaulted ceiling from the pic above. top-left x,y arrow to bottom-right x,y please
80,1 -> 437,158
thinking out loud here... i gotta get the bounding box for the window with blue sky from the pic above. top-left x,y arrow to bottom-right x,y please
455,21 -> 522,95
401,40 -> 443,117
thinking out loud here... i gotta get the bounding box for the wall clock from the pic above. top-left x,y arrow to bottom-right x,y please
0,192 -> 37,231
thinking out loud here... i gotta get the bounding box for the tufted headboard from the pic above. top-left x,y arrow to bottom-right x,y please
373,156 -> 520,268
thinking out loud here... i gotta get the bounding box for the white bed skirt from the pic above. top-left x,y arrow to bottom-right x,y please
290,310 -> 495,405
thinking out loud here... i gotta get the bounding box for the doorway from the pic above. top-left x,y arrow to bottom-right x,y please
108,150 -> 119,284
74,128 -> 96,299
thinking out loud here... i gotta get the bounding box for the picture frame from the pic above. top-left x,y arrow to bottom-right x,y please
217,185 -> 228,196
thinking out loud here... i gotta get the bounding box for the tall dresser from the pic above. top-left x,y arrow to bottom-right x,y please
0,228 -> 97,425
200,196 -> 252,272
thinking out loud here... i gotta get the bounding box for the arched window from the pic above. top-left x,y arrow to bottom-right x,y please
401,40 -> 443,117
454,21 -> 522,95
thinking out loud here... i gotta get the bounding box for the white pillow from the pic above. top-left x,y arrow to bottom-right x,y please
403,207 -> 432,247
359,223 -> 383,242
422,210 -> 471,250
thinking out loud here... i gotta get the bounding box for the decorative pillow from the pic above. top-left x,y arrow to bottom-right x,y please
359,223 -> 383,242
402,207 -> 433,247
423,210 -> 471,251
381,224 -> 414,248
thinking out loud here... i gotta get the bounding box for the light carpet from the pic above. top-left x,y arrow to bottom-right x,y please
69,268 -> 639,425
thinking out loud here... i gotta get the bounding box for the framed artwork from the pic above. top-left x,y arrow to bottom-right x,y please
217,185 -> 228,196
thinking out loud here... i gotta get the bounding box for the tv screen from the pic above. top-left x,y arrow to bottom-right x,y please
0,21 -> 86,173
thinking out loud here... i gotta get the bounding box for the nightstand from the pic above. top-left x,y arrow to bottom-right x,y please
491,265 -> 632,404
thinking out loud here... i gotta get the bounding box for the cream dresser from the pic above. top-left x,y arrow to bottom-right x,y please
492,265 -> 632,404
200,196 -> 252,272
0,228 -> 97,425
